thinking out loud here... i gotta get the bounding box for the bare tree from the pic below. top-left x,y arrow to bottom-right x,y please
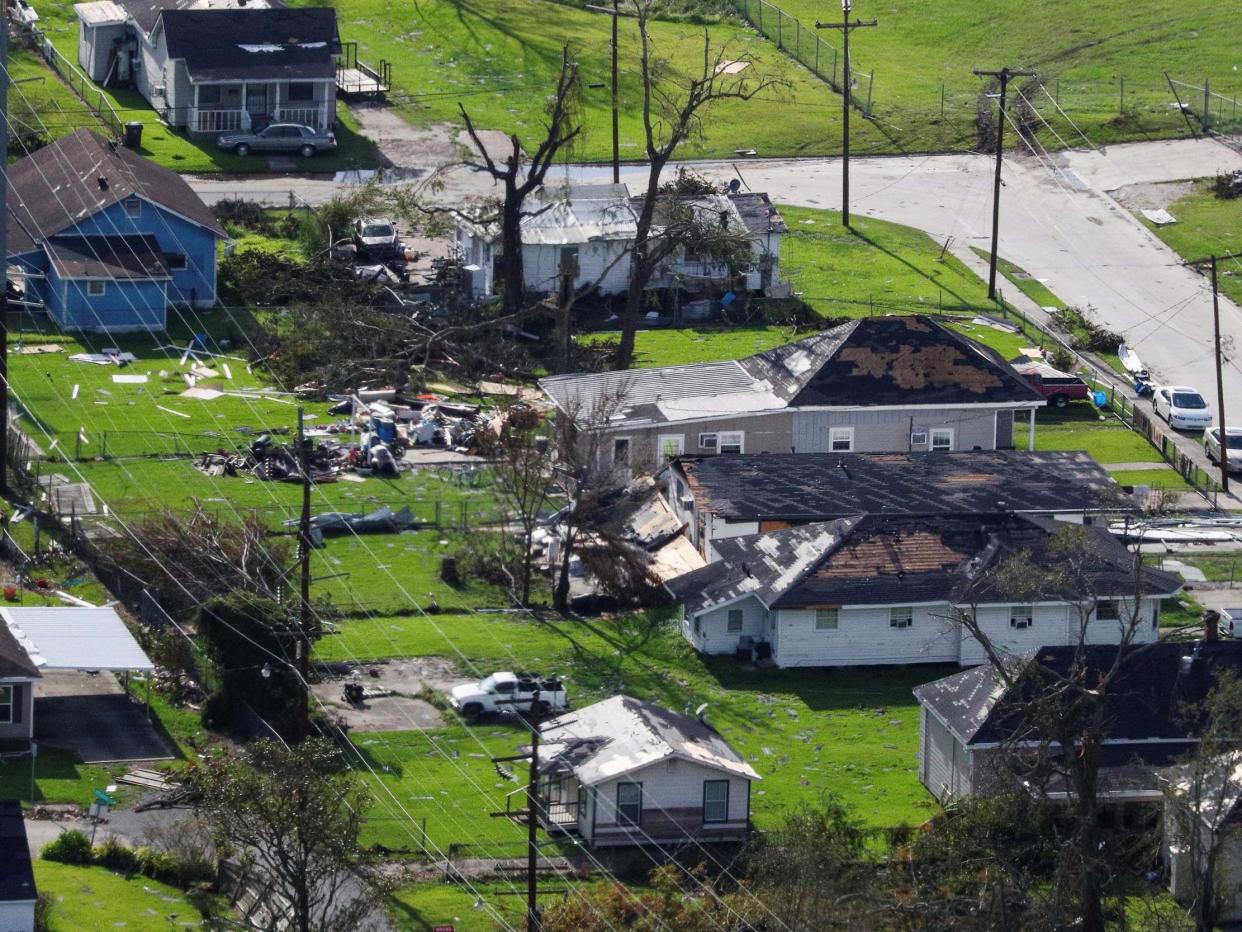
459,54 -> 582,315
615,3 -> 784,369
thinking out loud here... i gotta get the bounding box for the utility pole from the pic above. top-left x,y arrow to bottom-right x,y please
816,0 -> 876,228
1,23 -> 9,494
611,0 -> 620,184
973,66 -> 1035,300
296,407 -> 313,737
1185,251 -> 1241,494
525,714 -> 541,932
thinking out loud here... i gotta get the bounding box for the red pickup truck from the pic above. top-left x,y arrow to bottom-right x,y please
1011,359 -> 1092,409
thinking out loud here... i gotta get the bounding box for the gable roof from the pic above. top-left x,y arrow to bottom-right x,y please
915,641 -> 1242,747
46,234 -> 170,280
6,129 -> 225,256
0,800 -> 36,904
519,186 -> 637,246
107,0 -> 283,34
668,514 -> 1182,617
1165,752 -> 1242,831
539,695 -> 759,785
0,623 -> 40,680
728,192 -> 787,236
540,316 -> 1043,428
674,450 -> 1127,522
159,7 -> 340,82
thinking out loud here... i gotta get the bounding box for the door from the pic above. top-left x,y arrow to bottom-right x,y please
246,85 -> 269,128
995,410 -> 1014,450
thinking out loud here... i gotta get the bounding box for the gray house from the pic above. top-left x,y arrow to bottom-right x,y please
0,624 -> 38,752
74,0 -> 340,135
1163,752 -> 1242,923
540,316 -> 1046,475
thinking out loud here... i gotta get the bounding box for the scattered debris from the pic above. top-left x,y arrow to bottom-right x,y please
1141,208 -> 1177,226
112,374 -> 148,384
70,350 -> 137,365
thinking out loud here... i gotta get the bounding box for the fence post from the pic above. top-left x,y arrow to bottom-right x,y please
435,500 -> 442,528
1204,77 -> 1211,129
940,82 -> 945,118
101,432 -> 107,459
757,0 -> 762,33
777,9 -> 782,48
1119,76 -> 1124,113
832,46 -> 837,87
865,70 -> 875,116
75,433 -> 81,461
814,37 -> 819,76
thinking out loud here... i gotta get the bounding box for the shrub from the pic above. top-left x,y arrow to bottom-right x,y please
34,893 -> 53,932
1048,346 -> 1078,373
93,835 -> 141,875
1211,171 -> 1242,200
41,830 -> 92,865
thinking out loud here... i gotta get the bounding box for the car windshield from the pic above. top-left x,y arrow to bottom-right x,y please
478,674 -> 499,692
1217,431 -> 1242,450
1173,392 -> 1208,409
362,224 -> 394,238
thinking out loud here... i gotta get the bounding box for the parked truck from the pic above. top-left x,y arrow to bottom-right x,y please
1011,359 -> 1092,408
448,671 -> 569,719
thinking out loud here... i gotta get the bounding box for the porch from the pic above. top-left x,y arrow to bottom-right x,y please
592,808 -> 751,847
185,78 -> 335,135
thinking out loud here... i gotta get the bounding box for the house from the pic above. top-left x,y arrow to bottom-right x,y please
666,450 -> 1128,559
665,513 -> 1180,668
6,128 -> 225,330
0,800 -> 36,932
540,316 -> 1046,475
913,638 -> 1242,804
535,695 -> 759,848
0,624 -> 39,753
74,0 -> 341,134
1162,752 -> 1242,922
454,184 -> 786,300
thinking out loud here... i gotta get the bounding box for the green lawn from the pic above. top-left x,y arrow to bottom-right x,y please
36,861 -> 207,931
8,49 -> 106,147
1035,424 -> 1163,465
1159,553 -> 1242,584
0,747 -> 128,807
1109,467 -> 1194,491
390,880 -> 535,932
1140,180 -> 1242,309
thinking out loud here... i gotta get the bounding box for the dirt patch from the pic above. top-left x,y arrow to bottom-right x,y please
311,657 -> 470,732
1107,180 -> 1196,211
348,104 -> 515,171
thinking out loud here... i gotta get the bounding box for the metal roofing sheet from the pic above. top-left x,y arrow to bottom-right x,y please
74,1 -> 128,26
520,195 -> 637,245
1,607 -> 154,671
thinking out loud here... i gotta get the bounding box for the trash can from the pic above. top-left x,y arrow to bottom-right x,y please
123,121 -> 143,148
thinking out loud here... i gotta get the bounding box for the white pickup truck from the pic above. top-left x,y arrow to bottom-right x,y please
448,671 -> 569,720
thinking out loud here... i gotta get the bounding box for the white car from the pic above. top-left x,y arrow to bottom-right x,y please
1205,427 -> 1242,471
448,671 -> 568,720
1153,385 -> 1213,431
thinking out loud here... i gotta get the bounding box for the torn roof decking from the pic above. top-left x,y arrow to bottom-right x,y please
675,450 -> 1126,522
540,316 -> 1044,428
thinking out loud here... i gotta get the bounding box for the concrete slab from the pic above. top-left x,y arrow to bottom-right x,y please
312,657 -> 469,731
34,671 -> 172,764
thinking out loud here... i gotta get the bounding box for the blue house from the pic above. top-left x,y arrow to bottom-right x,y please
6,128 -> 225,331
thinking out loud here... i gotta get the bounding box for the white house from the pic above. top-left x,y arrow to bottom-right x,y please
0,800 -> 36,932
453,184 -> 786,300
664,514 -> 1181,668
1163,752 -> 1242,923
535,695 -> 759,848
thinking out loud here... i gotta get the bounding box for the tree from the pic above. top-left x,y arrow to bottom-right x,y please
188,739 -> 385,932
459,54 -> 582,315
614,3 -> 783,369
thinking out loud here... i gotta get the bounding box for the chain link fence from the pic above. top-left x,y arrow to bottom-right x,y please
11,17 -> 125,139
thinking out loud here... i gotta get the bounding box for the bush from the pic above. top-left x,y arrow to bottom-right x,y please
93,835 -> 141,875
1049,306 -> 1122,354
1211,170 -> 1242,200
34,893 -> 53,932
41,830 -> 92,865
1048,346 -> 1078,373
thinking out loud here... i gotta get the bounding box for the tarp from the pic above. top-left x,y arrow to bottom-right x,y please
1,607 -> 154,672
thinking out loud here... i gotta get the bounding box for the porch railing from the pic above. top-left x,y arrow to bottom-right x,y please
275,105 -> 331,130
192,108 -> 244,133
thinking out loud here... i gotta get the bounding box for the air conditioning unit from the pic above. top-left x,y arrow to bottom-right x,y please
911,429 -> 928,446
1011,619 -> 1031,629
678,496 -> 694,511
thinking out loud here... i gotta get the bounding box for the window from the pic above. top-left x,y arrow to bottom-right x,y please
930,428 -> 954,452
815,607 -> 839,630
0,685 -> 11,724
612,437 -> 630,467
162,252 -> 187,270
87,281 -> 106,297
577,784 -> 588,823
703,780 -> 729,823
889,607 -> 913,629
727,609 -> 744,633
657,434 -> 684,461
123,196 -> 141,219
698,432 -> 718,451
1152,600 -> 1161,631
616,782 -> 642,825
1096,600 -> 1120,621
718,431 -> 744,454
287,81 -> 315,101
1010,605 -> 1033,629
197,84 -> 222,105
559,246 -> 580,275
910,428 -> 929,447
829,427 -> 853,452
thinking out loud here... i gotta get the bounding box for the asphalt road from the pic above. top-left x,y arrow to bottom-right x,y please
188,135 -> 1242,422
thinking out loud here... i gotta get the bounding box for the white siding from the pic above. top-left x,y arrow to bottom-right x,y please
920,708 -> 972,802
684,596 -> 767,655
0,900 -> 35,932
522,240 -> 631,296
771,604 -> 959,667
958,604 -> 1071,666
590,758 -> 751,844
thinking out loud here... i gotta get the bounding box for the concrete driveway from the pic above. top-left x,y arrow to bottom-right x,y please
34,670 -> 172,764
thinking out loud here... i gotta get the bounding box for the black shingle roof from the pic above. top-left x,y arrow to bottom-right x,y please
160,7 -> 341,82
6,129 -> 225,256
0,800 -> 35,903
675,450 -> 1126,522
915,641 -> 1242,746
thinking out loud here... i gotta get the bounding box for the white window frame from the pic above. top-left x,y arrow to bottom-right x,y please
930,428 -> 954,452
726,609 -> 744,633
0,684 -> 12,724
718,431 -> 744,454
698,432 -> 718,451
1010,605 -> 1033,629
87,280 -> 106,296
829,427 -> 854,452
1096,599 -> 1121,621
656,434 -> 685,462
703,779 -> 730,823
815,607 -> 839,630
889,607 -> 913,629
612,436 -> 631,467
616,782 -> 642,825
123,196 -> 142,218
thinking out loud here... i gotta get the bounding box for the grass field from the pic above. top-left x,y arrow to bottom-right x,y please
36,861 -> 206,931
0,747 -> 128,807
1140,181 -> 1242,309
1109,467 -> 1193,491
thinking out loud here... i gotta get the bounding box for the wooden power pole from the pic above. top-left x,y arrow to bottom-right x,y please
1185,251 -> 1241,494
973,66 -> 1035,300
611,0 -> 620,184
0,24 -> 9,494
816,0 -> 876,228
296,407 -> 313,736
489,694 -> 544,932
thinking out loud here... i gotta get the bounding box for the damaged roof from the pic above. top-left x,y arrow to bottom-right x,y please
111,0 -> 283,35
6,129 -> 225,257
916,641 -> 1242,747
728,192 -> 787,236
46,234 -> 170,280
539,317 -> 1043,427
520,186 -> 637,245
674,450 -> 1125,522
668,514 -> 1181,617
0,622 -> 40,681
539,695 -> 759,785
159,7 -> 340,82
